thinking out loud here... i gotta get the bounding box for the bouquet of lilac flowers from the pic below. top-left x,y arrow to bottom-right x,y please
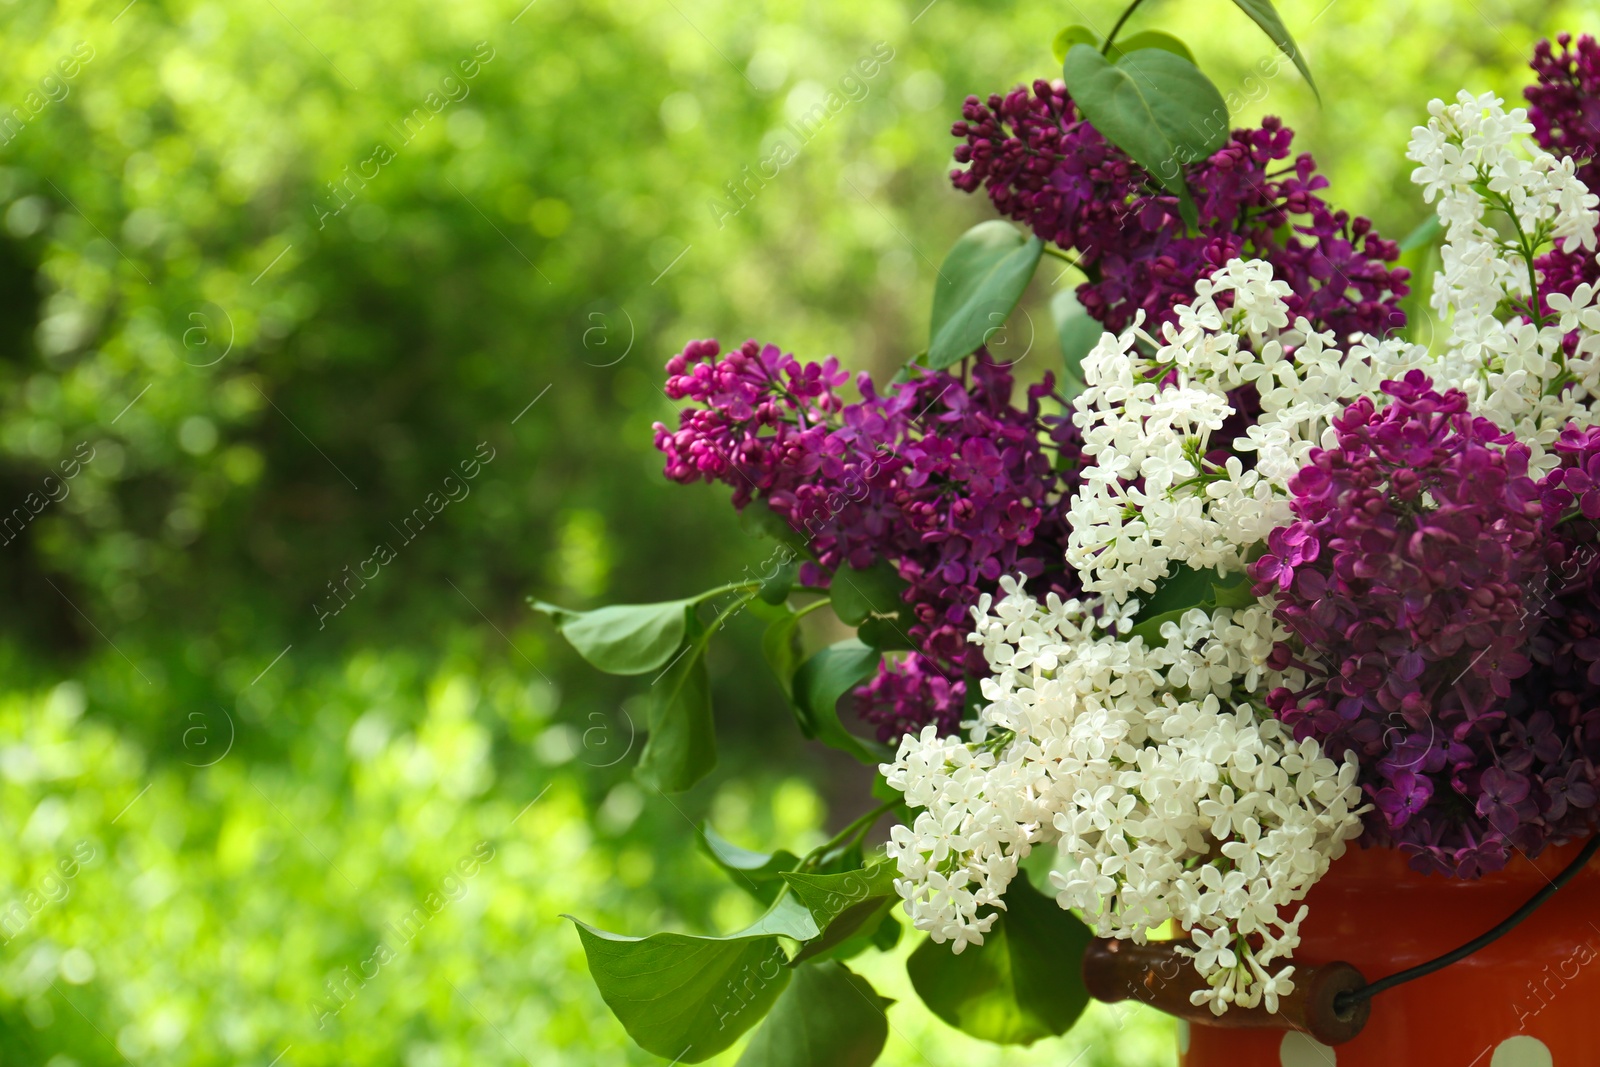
543,9 -> 1600,1061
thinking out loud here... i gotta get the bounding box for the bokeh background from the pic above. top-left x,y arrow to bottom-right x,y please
0,0 -> 1589,1063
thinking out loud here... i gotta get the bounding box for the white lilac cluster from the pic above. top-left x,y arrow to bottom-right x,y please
885,87 -> 1600,1018
882,579 -> 1364,1014
1408,90 -> 1600,465
1065,258 -> 1424,602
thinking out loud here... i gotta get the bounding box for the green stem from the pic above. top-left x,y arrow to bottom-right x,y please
685,589 -> 760,665
689,581 -> 761,605
1043,244 -> 1082,268
1101,0 -> 1147,54
1473,175 -> 1548,331
800,798 -> 901,870
791,597 -> 831,621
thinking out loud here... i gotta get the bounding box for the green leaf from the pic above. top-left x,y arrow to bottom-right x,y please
701,824 -> 802,904
892,350 -> 929,382
1210,572 -> 1255,610
741,503 -> 809,550
1051,25 -> 1098,65
1049,288 -> 1103,397
569,906 -> 806,1063
927,221 -> 1043,370
1134,562 -> 1219,620
1399,213 -> 1443,253
870,770 -> 903,804
791,640 -> 893,764
1107,29 -> 1195,64
1227,0 -> 1318,101
829,561 -> 908,627
636,616 -> 716,792
1123,564 -> 1254,643
785,863 -> 899,964
1124,606 -> 1190,647
734,962 -> 890,1067
869,912 -> 902,952
762,608 -> 805,701
758,557 -> 798,605
530,598 -> 692,675
830,560 -> 915,650
906,876 -> 1092,1046
855,616 -> 915,651
961,669 -> 985,721
1061,45 -> 1231,229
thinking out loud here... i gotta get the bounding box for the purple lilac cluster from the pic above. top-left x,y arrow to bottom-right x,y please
1511,426 -> 1600,851
1528,34 -> 1600,192
1529,35 -> 1600,325
951,82 -> 1409,337
654,340 -> 1082,740
1252,372 -> 1600,876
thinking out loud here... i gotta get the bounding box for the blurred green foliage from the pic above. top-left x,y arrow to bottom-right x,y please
0,0 -> 1587,1062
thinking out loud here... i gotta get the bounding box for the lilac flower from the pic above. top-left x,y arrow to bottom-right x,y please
654,340 -> 1083,737
1476,767 -> 1533,835
951,82 -> 1409,337
1527,33 -> 1600,192
1254,372 -> 1562,875
1527,36 -> 1600,335
852,652 -> 965,743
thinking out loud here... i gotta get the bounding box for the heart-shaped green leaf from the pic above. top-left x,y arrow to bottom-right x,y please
740,501 -> 809,548
1061,45 -> 1231,229
761,607 -> 804,700
734,962 -> 891,1067
636,615 -> 716,792
530,597 -> 692,675
568,894 -> 818,1063
829,561 -> 908,627
830,561 -> 916,649
1123,563 -> 1254,644
1227,0 -> 1318,101
783,863 -> 898,964
791,640 -> 893,764
1051,24 -> 1099,65
1108,29 -> 1195,64
927,221 -> 1043,370
906,875 -> 1092,1045
1049,288 -> 1104,398
701,823 -> 802,904
758,557 -> 798,605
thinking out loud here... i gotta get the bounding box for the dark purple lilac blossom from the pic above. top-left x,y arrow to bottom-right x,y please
1528,33 -> 1600,192
1529,35 -> 1600,327
654,339 -> 1083,741
950,82 -> 1410,338
1254,374 -> 1600,876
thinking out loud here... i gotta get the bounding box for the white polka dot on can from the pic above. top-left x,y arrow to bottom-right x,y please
1490,1036 -> 1553,1067
1280,1032 -> 1337,1067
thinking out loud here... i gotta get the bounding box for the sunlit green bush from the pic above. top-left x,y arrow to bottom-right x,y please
0,0 -> 1589,1064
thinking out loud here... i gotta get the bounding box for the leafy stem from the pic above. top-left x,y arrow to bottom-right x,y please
798,798 -> 902,872
790,597 -> 832,621
690,581 -> 761,605
1101,0 -> 1148,54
